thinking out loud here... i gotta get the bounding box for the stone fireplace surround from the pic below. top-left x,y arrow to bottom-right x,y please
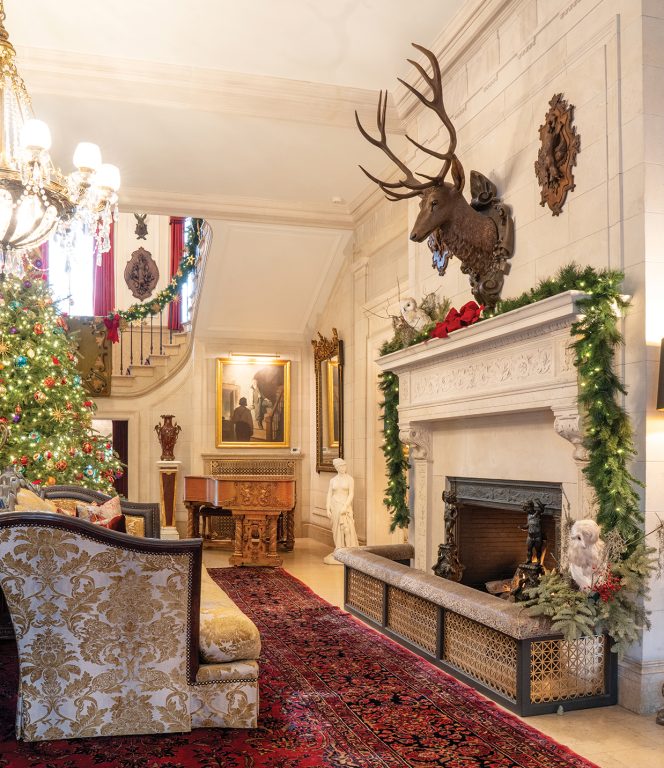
376,291 -> 590,572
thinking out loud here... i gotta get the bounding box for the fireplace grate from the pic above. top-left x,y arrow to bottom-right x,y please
346,570 -> 383,623
530,637 -> 606,703
387,586 -> 438,655
443,612 -> 518,700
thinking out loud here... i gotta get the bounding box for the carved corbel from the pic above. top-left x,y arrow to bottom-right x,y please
398,425 -> 431,460
553,409 -> 588,462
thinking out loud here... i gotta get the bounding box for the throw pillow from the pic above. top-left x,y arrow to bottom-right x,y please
85,511 -> 124,531
76,494 -> 122,523
14,488 -> 59,513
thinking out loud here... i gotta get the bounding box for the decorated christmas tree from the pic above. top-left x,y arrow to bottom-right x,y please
0,257 -> 123,492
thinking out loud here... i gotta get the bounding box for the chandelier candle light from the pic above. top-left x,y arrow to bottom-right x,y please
0,1 -> 120,277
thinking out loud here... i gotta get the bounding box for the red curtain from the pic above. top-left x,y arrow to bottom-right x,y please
93,222 -> 115,316
168,217 -> 185,331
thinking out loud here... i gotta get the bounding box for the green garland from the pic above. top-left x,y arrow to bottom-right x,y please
378,263 -> 642,542
113,218 -> 204,323
378,371 -> 410,531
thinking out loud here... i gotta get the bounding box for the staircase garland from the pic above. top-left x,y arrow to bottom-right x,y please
379,264 -> 642,545
112,218 -> 204,323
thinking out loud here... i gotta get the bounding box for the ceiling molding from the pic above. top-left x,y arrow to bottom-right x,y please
17,46 -> 405,132
393,0 -> 515,122
119,186 -> 355,230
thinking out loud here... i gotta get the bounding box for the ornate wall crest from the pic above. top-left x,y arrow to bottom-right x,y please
124,247 -> 159,300
134,213 -> 148,240
534,93 -> 581,215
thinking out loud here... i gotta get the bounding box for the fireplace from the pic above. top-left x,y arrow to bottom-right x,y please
436,477 -> 562,590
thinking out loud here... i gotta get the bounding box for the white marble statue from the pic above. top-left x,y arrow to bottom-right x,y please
324,458 -> 359,565
568,518 -> 605,591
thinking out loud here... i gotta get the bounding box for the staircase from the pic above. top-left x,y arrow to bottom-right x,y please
110,325 -> 192,397
108,220 -> 212,398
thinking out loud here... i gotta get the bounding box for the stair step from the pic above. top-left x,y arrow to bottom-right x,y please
128,365 -> 157,378
144,354 -> 169,367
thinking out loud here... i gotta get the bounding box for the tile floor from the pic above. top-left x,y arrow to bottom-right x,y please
203,538 -> 664,768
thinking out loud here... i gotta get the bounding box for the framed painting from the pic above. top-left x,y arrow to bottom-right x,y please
215,358 -> 291,448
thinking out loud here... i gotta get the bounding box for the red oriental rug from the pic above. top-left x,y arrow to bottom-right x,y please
0,567 -> 600,768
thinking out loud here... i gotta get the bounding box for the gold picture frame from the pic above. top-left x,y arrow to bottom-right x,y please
326,358 -> 340,449
215,358 -> 291,448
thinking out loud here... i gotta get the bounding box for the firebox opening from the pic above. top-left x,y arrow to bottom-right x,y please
458,503 -> 559,589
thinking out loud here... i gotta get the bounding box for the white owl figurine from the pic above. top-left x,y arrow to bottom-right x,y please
401,297 -> 432,331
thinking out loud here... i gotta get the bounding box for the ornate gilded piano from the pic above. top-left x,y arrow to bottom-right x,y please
184,474 -> 295,566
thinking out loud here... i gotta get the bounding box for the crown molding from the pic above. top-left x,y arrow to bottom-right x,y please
17,46 -> 405,133
393,0 -> 514,122
119,186 -> 355,230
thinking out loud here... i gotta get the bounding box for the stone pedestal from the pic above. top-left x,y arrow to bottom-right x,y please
158,460 -> 181,540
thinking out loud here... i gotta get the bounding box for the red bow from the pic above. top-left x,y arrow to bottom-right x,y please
429,301 -> 483,339
103,313 -> 121,344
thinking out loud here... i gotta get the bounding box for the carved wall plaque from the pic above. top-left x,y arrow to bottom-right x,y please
535,93 -> 581,215
124,247 -> 159,300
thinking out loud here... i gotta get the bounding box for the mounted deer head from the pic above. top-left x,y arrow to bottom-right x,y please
356,44 -> 513,308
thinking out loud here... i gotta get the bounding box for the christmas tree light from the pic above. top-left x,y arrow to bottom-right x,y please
0,255 -> 123,491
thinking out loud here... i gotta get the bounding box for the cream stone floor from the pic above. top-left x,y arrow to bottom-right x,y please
203,538 -> 664,768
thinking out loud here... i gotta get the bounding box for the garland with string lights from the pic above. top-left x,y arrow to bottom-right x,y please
378,370 -> 410,530
109,218 -> 203,324
379,263 -> 642,542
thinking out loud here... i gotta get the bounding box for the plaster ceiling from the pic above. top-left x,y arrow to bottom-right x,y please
4,0 -> 469,337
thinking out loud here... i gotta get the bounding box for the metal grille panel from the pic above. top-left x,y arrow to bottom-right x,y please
346,569 -> 383,623
387,586 -> 438,655
530,636 -> 606,703
443,611 -> 518,700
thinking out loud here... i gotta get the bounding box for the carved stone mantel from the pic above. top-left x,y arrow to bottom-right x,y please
375,291 -> 590,570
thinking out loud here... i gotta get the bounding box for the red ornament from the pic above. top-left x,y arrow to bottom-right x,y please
32,478 -> 42,484
83,400 -> 93,408
44,376 -> 56,388
45,451 -> 52,460
55,459 -> 68,472
19,455 -> 28,466
33,323 -> 44,335
52,356 -> 61,365
68,447 -> 76,456
82,442 -> 93,454
14,405 -> 21,414
67,352 -> 75,362
56,316 -> 69,331
33,390 -> 46,403
75,472 -> 83,480
65,402 -> 73,411
0,417 -> 6,423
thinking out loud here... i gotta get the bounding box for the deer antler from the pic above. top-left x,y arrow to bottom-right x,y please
355,91 -> 424,200
356,43 -> 465,198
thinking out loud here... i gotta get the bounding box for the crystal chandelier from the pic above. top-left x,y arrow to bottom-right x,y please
0,0 -> 120,277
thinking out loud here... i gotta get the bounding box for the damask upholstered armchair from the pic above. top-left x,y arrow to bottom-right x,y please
0,512 -> 260,741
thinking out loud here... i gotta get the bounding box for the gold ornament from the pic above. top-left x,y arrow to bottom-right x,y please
52,408 -> 66,423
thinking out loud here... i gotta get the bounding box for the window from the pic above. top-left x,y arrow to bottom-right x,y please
48,225 -> 95,316
180,217 -> 194,326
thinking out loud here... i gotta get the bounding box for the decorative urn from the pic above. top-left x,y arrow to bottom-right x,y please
154,415 -> 181,461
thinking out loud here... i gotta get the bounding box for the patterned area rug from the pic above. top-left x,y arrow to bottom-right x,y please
0,567 -> 599,768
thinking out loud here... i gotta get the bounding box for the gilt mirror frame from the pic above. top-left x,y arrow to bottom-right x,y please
312,329 -> 344,473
